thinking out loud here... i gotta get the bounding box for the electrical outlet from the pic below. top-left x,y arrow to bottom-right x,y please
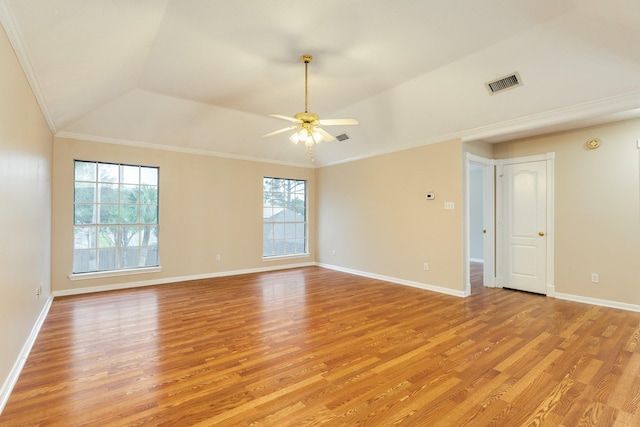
423,263 -> 429,271
216,254 -> 221,261
36,284 -> 42,297
591,273 -> 599,283
332,249 -> 336,256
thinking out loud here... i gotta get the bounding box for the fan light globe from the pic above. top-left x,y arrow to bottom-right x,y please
312,130 -> 323,143
289,128 -> 312,144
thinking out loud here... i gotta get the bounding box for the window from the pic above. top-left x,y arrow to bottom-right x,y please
73,161 -> 159,274
263,177 -> 307,257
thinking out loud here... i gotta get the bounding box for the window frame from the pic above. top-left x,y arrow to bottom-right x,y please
71,160 -> 160,277
262,177 -> 308,259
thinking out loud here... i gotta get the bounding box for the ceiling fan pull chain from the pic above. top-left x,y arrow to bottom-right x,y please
307,146 -> 315,162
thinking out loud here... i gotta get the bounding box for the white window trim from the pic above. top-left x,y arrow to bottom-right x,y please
69,266 -> 163,281
262,253 -> 310,262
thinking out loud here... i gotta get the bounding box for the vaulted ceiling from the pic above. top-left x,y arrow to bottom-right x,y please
1,0 -> 639,166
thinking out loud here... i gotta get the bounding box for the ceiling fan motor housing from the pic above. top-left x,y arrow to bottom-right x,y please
294,112 -> 319,124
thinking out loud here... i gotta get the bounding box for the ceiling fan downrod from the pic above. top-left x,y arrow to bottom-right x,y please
302,54 -> 312,113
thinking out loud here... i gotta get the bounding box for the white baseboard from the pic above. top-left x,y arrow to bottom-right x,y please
555,292 -> 640,312
0,295 -> 54,415
317,263 -> 467,297
55,262 -> 467,300
53,262 -> 316,297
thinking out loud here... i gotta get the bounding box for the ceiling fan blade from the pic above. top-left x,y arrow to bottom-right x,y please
315,127 -> 336,142
268,114 -> 301,123
262,125 -> 298,138
317,118 -> 359,126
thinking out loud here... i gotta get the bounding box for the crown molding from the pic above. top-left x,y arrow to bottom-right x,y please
55,131 -> 316,169
458,90 -> 640,143
322,91 -> 640,167
0,1 -> 57,133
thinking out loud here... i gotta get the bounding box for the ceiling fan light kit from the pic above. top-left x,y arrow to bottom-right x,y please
263,54 -> 359,160
290,127 -> 323,146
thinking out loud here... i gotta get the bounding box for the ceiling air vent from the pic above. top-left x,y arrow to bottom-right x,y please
335,133 -> 350,141
485,72 -> 522,95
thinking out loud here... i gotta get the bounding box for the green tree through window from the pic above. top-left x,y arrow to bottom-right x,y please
73,161 -> 159,273
263,177 -> 307,257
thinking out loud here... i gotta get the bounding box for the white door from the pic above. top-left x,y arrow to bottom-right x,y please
482,162 -> 494,288
502,161 -> 547,294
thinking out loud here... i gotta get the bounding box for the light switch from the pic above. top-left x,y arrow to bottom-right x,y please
444,202 -> 455,210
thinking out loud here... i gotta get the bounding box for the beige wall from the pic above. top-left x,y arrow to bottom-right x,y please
52,138 -> 316,293
463,140 -> 493,159
494,119 -> 640,306
316,139 -> 465,293
0,24 -> 52,403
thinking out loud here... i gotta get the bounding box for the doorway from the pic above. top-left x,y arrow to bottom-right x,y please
465,153 -> 495,295
465,152 -> 554,297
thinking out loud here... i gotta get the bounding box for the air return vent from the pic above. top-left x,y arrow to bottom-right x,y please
335,133 -> 350,141
485,72 -> 522,94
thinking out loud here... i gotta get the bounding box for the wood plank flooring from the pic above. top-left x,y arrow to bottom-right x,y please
2,265 -> 640,426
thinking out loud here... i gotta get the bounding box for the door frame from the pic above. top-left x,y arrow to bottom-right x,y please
465,153 -> 495,296
496,152 -> 555,296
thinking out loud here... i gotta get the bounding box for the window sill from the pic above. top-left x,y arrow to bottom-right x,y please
262,253 -> 310,262
69,266 -> 163,281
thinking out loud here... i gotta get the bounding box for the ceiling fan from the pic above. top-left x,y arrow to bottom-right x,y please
262,54 -> 359,160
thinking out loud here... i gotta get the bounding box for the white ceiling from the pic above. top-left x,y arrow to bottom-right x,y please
2,0 -> 640,167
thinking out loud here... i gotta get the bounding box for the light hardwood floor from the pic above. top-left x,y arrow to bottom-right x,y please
2,265 -> 640,426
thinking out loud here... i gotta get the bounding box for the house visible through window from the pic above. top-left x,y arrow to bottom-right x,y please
73,161 -> 159,274
263,177 -> 307,257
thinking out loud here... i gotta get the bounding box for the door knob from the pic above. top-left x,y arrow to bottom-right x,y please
538,231 -> 545,236
483,229 -> 486,234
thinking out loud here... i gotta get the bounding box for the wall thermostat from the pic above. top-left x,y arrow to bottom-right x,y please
425,192 -> 435,200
